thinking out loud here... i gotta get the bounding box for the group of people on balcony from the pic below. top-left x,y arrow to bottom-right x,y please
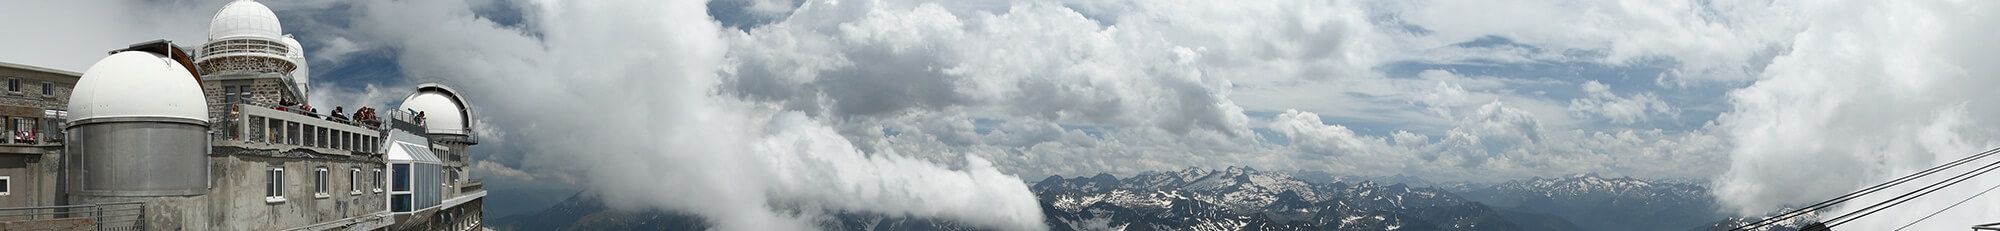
269,100 -> 383,129
11,130 -> 37,144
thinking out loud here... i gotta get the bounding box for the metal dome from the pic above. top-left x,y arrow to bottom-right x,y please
281,35 -> 309,95
69,51 -> 210,124
398,83 -> 473,135
208,0 -> 283,40
280,36 -> 303,57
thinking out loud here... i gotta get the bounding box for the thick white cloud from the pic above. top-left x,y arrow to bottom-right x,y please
724,1 -> 1255,136
716,0 -> 1748,185
1712,0 -> 2000,229
323,0 -> 1047,230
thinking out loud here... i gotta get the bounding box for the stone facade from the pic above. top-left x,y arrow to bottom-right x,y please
0,62 -> 78,210
201,72 -> 303,122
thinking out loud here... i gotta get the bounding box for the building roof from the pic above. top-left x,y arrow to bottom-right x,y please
0,61 -> 83,77
208,0 -> 283,41
386,141 -> 441,164
68,51 -> 209,124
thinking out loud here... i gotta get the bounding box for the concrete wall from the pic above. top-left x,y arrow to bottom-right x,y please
0,150 -> 60,209
62,145 -> 389,231
0,147 -> 60,210
204,146 -> 385,231
390,197 -> 481,231
67,194 -> 209,231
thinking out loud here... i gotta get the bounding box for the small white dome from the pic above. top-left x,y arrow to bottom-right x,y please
69,51 -> 210,123
280,36 -> 303,58
399,84 -> 472,135
208,0 -> 283,40
282,36 -> 310,94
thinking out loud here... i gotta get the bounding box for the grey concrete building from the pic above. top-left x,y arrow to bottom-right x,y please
0,0 -> 486,230
0,60 -> 79,211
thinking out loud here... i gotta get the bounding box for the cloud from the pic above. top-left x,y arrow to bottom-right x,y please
1258,101 -> 1725,182
723,1 -> 1257,136
1569,80 -> 1676,124
44,0 -> 2000,229
1711,0 -> 2000,229
713,0 -> 1756,185
472,160 -> 536,181
0,0 -> 221,71
1378,0 -> 1802,84
310,36 -> 365,64
1271,109 -> 1388,156
319,0 -> 1045,230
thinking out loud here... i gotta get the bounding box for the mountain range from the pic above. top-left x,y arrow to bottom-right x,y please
489,167 -> 1817,230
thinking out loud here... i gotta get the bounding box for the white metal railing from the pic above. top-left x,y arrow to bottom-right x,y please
216,103 -> 386,154
198,39 -> 288,58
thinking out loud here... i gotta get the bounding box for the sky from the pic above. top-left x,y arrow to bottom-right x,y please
7,0 -> 2000,230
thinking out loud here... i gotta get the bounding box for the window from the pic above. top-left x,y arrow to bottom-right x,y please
390,164 -> 411,212
7,78 -> 18,92
0,176 -> 11,196
373,169 -> 384,193
317,127 -> 328,148
314,167 -> 330,198
266,119 -> 281,144
392,164 -> 409,192
350,168 -> 362,195
40,82 -> 51,96
287,122 -> 299,145
224,86 -> 239,104
303,125 -> 315,147
12,118 -> 28,143
266,168 -> 285,203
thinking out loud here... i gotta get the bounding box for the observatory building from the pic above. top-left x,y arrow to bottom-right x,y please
0,0 -> 485,230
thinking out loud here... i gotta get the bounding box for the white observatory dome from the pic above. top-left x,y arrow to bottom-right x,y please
399,84 -> 472,135
281,36 -> 310,94
280,36 -> 303,57
68,51 -> 211,123
208,0 -> 283,40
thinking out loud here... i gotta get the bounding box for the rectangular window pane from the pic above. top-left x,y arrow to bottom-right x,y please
304,125 -> 315,147
315,169 -> 327,193
41,82 -> 51,95
392,194 -> 412,212
393,164 -> 410,191
268,168 -> 284,197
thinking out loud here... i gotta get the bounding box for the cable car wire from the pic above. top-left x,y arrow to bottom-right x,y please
1733,147 -> 2000,231
1823,154 -> 2000,227
1893,180 -> 2000,231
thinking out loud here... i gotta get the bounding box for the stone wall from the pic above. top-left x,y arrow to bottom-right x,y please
202,73 -> 303,122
